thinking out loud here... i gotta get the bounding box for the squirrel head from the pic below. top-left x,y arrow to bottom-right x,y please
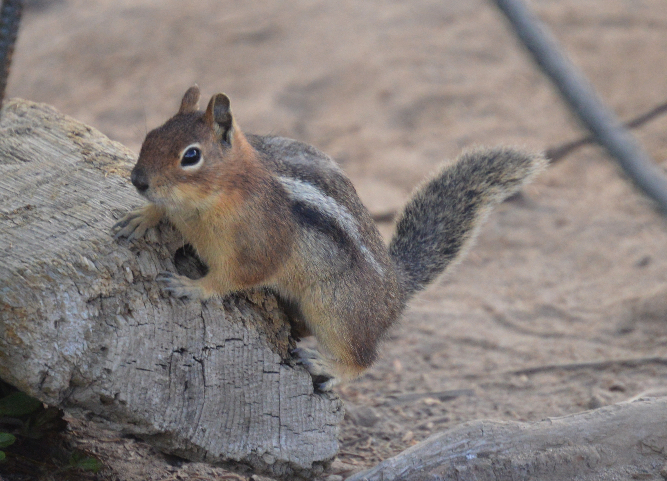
131,85 -> 252,212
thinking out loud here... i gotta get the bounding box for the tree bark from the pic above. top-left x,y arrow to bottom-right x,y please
348,396 -> 667,481
0,98 -> 343,480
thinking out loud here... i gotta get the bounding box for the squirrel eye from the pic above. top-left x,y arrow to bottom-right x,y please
181,147 -> 202,168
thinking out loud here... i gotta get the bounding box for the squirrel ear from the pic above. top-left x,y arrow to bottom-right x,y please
204,93 -> 234,144
179,85 -> 201,114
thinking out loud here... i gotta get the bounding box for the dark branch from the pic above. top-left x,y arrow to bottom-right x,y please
493,0 -> 667,214
547,100 -> 667,163
0,0 -> 22,108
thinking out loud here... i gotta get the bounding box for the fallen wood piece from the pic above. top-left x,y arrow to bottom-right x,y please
0,98 -> 343,480
386,389 -> 475,405
348,396 -> 667,481
511,356 -> 667,376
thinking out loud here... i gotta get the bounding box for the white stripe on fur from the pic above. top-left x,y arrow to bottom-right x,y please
278,176 -> 384,276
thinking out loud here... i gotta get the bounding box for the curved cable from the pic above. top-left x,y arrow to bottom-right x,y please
493,0 -> 667,214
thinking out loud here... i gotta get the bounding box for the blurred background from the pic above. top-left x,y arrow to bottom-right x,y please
10,0 -> 667,204
7,0 -> 667,472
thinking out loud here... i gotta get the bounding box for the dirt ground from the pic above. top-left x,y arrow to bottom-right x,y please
4,0 -> 667,479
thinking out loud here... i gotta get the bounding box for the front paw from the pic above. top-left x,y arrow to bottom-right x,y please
113,204 -> 164,241
156,271 -> 204,300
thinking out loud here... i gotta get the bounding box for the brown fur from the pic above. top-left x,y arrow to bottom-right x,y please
114,85 -> 546,390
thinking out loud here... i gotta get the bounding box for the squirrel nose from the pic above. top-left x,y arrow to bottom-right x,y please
131,166 -> 150,193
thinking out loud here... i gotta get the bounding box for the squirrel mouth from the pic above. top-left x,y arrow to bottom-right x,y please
136,188 -> 160,205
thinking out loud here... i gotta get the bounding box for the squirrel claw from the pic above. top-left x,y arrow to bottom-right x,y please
293,347 -> 338,392
112,211 -> 140,231
112,217 -> 130,232
112,205 -> 164,241
156,271 -> 202,299
112,212 -> 147,240
316,378 -> 338,392
156,271 -> 175,280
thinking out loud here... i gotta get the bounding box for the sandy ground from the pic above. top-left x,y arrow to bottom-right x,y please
4,0 -> 667,479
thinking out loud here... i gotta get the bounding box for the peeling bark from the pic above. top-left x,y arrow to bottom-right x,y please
0,98 -> 343,480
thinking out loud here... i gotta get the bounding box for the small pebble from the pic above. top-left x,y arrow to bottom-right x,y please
346,405 -> 381,428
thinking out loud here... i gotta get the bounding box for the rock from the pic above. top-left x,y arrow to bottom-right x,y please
345,405 -> 382,428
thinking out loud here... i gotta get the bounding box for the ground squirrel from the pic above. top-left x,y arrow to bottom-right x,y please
113,85 -> 546,391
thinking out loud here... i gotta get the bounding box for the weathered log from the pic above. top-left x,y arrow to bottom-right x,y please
0,98 -> 343,480
348,395 -> 667,481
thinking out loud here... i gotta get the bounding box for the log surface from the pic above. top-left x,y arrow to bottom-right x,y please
348,395 -> 667,481
0,99 -> 343,480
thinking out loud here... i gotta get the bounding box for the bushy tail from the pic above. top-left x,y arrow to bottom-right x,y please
389,146 -> 547,301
